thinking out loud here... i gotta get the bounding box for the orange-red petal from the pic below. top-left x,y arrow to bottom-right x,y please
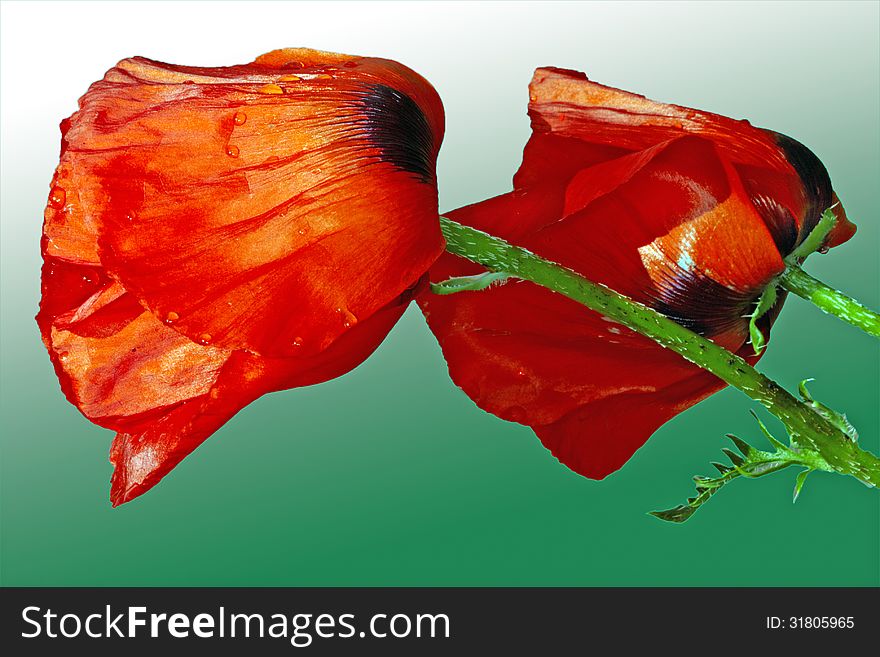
519,67 -> 856,250
109,298 -> 407,506
39,49 -> 444,505
49,49 -> 444,357
420,67 -> 850,480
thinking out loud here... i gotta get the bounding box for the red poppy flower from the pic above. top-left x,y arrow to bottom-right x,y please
38,48 -> 444,505
418,67 -> 855,480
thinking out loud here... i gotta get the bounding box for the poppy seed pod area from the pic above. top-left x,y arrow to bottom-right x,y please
418,67 -> 857,481
38,48 -> 444,505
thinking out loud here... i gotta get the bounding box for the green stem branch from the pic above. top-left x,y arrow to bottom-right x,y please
780,266 -> 880,338
438,215 -> 880,488
778,208 -> 880,339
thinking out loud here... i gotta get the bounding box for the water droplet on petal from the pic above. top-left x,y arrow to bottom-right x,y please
297,224 -> 310,237
313,73 -> 333,80
233,111 -> 247,126
292,336 -> 304,347
343,61 -> 358,68
336,308 -> 358,329
164,311 -> 179,325
529,93 -> 537,102
49,186 -> 66,208
58,351 -> 69,362
125,212 -> 136,222
226,144 -> 240,158
279,74 -> 302,82
209,388 -> 220,400
516,369 -> 527,378
284,60 -> 305,69
198,333 -> 212,345
259,83 -> 284,95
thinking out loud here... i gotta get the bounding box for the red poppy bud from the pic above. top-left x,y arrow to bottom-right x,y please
419,67 -> 854,480
38,49 -> 444,505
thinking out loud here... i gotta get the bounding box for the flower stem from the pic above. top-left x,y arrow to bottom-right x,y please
775,208 -> 880,339
438,215 -> 880,487
779,266 -> 880,338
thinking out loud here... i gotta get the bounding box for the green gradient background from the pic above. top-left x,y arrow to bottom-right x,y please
1,1 -> 878,586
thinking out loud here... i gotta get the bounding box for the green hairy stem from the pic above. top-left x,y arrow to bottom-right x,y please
778,209 -> 880,339
435,215 -> 879,518
779,267 -> 880,338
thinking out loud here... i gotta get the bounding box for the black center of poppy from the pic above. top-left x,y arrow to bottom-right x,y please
357,84 -> 435,183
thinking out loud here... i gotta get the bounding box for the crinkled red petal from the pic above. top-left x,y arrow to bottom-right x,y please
109,299 -> 406,506
49,49 -> 444,358
419,67 -> 852,480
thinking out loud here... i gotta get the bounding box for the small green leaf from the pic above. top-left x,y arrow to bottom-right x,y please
749,411 -> 787,451
744,460 -> 791,477
727,434 -> 754,458
785,208 -> 837,264
649,505 -> 699,523
722,448 -> 745,467
651,412 -> 826,523
430,271 -> 511,295
798,378 -> 815,402
793,469 -> 812,503
796,380 -> 859,442
749,284 -> 778,354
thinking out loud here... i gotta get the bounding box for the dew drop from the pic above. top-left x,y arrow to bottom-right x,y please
336,308 -> 358,329
259,83 -> 284,94
529,93 -> 537,102
292,336 -> 304,348
343,61 -> 358,68
279,74 -> 302,82
125,212 -> 136,222
58,351 -> 69,362
164,311 -> 179,325
516,369 -> 527,378
49,186 -> 66,208
296,224 -> 310,237
209,388 -> 220,400
284,60 -> 305,69
198,333 -> 212,345
226,144 -> 240,158
313,73 -> 333,80
233,111 -> 247,126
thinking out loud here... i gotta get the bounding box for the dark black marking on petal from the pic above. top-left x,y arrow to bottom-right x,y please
356,83 -> 435,183
750,193 -> 799,256
648,268 -> 758,338
768,130 -> 833,242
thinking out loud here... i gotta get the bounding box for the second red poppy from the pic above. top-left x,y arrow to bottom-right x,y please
418,67 -> 855,480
